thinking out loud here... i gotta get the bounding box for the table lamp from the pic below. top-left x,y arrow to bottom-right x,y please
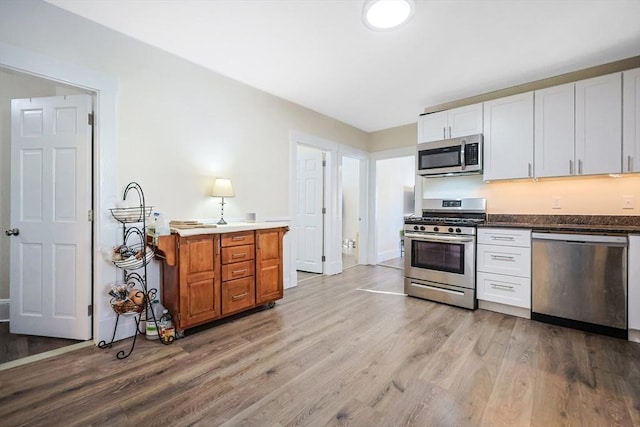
211,178 -> 234,224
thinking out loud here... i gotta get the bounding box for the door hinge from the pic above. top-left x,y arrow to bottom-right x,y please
88,113 -> 94,126
322,159 -> 327,167
322,207 -> 326,214
88,304 -> 93,316
87,210 -> 94,222
322,255 -> 326,262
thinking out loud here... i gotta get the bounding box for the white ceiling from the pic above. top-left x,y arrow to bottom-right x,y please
46,0 -> 640,133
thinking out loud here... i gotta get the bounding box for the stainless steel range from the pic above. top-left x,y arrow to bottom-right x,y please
404,198 -> 486,309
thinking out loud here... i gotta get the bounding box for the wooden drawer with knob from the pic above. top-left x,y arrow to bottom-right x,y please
222,260 -> 255,282
221,231 -> 255,247
221,244 -> 255,265
221,276 -> 256,315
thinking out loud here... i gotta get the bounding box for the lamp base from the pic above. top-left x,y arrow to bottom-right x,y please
217,217 -> 227,225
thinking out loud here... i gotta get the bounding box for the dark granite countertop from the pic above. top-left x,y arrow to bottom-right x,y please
481,214 -> 640,234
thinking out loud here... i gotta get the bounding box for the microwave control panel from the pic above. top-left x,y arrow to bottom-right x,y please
465,143 -> 479,166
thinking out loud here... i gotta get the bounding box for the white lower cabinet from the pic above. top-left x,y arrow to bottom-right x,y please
477,228 -> 531,318
629,235 -> 640,343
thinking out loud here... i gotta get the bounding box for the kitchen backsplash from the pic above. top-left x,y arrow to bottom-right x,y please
421,174 -> 640,215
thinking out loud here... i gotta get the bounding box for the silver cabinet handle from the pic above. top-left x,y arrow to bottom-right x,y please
569,159 -> 574,175
448,126 -> 452,139
578,159 -> 583,174
491,283 -> 515,291
443,127 -> 446,139
528,163 -> 532,177
490,254 -> 515,261
5,228 -> 19,236
491,236 -> 514,241
628,155 -> 633,172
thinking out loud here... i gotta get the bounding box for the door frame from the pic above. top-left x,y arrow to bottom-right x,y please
289,131 -> 371,286
0,41 -> 120,345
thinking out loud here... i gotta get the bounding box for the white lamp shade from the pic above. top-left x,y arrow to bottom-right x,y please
211,178 -> 235,198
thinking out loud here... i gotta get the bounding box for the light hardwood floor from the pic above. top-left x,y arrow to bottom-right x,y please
1,265 -> 638,426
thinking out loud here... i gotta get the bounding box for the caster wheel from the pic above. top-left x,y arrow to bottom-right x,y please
267,301 -> 276,309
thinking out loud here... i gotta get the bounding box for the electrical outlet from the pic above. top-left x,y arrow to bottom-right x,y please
622,195 -> 635,209
551,196 -> 562,209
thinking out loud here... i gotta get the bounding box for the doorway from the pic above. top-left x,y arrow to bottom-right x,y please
375,155 -> 415,269
341,155 -> 361,269
0,67 -> 95,365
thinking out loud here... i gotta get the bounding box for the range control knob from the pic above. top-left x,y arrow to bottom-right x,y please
448,227 -> 454,233
420,226 -> 426,231
456,228 -> 461,233
413,225 -> 419,231
433,226 -> 439,232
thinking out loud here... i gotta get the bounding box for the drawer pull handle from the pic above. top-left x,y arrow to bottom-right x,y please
231,236 -> 246,241
232,269 -> 248,276
491,283 -> 514,291
490,255 -> 515,261
231,292 -> 248,301
491,236 -> 514,241
231,253 -> 247,259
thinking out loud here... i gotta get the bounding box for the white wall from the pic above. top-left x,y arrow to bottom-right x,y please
342,156 -> 359,244
376,156 -> 415,262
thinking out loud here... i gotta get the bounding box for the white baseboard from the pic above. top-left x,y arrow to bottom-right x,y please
629,329 -> 640,343
478,300 -> 531,319
0,299 -> 9,322
377,249 -> 400,264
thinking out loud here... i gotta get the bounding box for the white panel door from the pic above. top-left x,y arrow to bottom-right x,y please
575,72 -> 622,175
483,92 -> 534,181
295,145 -> 323,273
534,83 -> 575,178
10,95 -> 92,340
623,68 -> 640,174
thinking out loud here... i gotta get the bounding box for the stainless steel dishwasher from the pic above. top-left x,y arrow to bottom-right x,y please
532,232 -> 628,339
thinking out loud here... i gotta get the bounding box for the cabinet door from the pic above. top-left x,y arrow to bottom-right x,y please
534,83 -> 575,178
483,92 -> 534,180
417,111 -> 447,143
576,73 -> 622,175
623,68 -> 640,173
256,228 -> 284,304
178,235 -> 221,328
448,103 -> 483,138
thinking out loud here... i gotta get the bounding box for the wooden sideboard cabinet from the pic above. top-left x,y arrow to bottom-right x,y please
154,226 -> 287,332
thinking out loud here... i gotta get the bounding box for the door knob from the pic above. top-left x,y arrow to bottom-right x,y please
5,228 -> 19,236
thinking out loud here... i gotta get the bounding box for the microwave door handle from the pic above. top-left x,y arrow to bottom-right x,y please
460,139 -> 466,170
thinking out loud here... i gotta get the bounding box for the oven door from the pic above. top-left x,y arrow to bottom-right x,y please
404,232 -> 475,289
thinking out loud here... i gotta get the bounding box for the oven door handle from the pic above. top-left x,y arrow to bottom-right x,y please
405,233 -> 474,244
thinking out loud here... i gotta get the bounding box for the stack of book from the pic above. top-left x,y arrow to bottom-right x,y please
169,220 -> 218,230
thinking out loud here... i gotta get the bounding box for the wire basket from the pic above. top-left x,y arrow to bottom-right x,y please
112,246 -> 154,270
110,298 -> 144,316
110,206 -> 154,223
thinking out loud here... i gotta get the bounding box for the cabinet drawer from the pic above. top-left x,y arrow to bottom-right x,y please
477,272 -> 531,308
222,260 -> 255,282
478,228 -> 531,247
221,276 -> 256,315
477,244 -> 531,277
221,244 -> 255,264
221,231 -> 255,247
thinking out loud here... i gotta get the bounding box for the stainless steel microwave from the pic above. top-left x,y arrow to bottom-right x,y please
416,134 -> 483,177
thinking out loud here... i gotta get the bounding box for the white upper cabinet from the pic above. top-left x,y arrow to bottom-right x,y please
417,103 -> 482,143
623,68 -> 640,173
417,110 -> 447,142
575,73 -> 622,175
534,83 -> 575,178
483,92 -> 534,181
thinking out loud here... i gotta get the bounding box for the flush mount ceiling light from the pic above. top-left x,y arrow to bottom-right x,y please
362,0 -> 416,31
